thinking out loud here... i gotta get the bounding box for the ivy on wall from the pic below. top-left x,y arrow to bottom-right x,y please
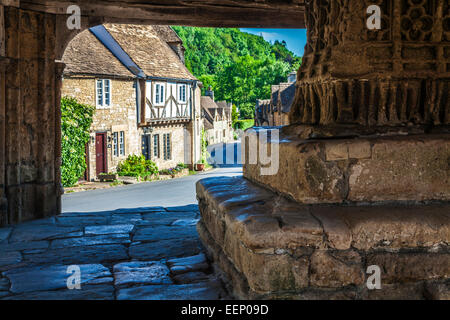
61,96 -> 95,187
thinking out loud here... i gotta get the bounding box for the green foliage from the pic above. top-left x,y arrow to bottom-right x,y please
231,104 -> 239,127
61,97 -> 95,187
172,27 -> 301,119
160,163 -> 188,176
233,119 -> 255,131
238,103 -> 256,120
200,128 -> 209,164
116,154 -> 159,179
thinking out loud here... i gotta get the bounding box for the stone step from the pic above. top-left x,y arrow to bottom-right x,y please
196,176 -> 450,300
243,128 -> 450,204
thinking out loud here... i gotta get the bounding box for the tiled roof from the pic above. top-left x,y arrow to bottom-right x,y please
271,86 -> 280,108
216,101 -> 231,117
152,25 -> 183,43
104,24 -> 196,80
62,29 -> 134,78
201,96 -> 219,110
201,96 -> 217,129
279,83 -> 296,113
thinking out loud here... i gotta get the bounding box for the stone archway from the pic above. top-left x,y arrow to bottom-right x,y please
0,0 -> 307,226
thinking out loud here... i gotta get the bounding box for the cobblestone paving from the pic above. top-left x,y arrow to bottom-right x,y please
0,205 -> 229,300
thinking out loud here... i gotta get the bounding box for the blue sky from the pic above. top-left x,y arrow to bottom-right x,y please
240,28 -> 307,57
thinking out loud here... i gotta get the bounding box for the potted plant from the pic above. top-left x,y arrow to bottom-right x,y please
195,161 -> 205,171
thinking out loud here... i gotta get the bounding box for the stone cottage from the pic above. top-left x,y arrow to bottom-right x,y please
255,71 -> 296,127
200,89 -> 233,145
61,24 -> 202,180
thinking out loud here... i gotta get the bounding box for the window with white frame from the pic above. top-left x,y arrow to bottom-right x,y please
178,84 -> 187,103
96,79 -> 111,107
119,131 -> 125,156
163,133 -> 171,160
154,83 -> 165,105
153,134 -> 160,158
113,132 -> 119,157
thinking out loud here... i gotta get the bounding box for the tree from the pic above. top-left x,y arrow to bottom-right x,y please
231,104 -> 239,125
172,26 -> 302,120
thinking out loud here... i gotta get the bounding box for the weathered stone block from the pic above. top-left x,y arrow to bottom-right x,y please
325,141 -> 348,161
196,176 -> 450,299
348,140 -> 371,159
366,253 -> 450,284
310,250 -> 364,288
348,135 -> 450,202
244,129 -> 450,203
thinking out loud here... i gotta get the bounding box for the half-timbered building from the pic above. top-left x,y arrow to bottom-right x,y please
61,24 -> 202,180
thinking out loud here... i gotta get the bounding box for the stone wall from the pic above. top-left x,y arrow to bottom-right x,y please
150,124 -> 188,170
61,77 -> 142,180
206,119 -> 234,146
244,128 -> 450,204
1,7 -> 62,225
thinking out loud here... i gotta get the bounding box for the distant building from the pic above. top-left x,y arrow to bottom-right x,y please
254,71 -> 296,127
62,24 -> 202,181
201,90 -> 233,145
254,99 -> 271,126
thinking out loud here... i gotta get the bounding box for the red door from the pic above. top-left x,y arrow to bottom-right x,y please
95,133 -> 107,176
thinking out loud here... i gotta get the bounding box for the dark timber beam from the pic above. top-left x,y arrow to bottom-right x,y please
18,0 -> 307,28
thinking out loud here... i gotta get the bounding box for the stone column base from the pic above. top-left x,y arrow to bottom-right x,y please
196,176 -> 450,300
244,128 -> 450,204
0,196 -> 7,226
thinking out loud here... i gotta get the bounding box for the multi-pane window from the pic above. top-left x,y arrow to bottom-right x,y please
178,84 -> 186,103
153,134 -> 160,158
96,79 -> 111,107
119,131 -> 125,156
113,132 -> 119,156
154,83 -> 165,105
163,133 -> 171,160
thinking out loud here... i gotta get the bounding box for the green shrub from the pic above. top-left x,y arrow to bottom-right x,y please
200,128 -> 210,164
117,154 -> 159,179
160,163 -> 188,176
233,119 -> 254,131
61,97 -> 95,187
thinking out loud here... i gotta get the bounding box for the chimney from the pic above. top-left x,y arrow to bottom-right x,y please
205,86 -> 214,101
287,71 -> 297,83
168,43 -> 186,65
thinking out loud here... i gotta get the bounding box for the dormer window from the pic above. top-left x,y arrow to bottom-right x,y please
178,84 -> 187,103
96,79 -> 111,108
154,83 -> 165,105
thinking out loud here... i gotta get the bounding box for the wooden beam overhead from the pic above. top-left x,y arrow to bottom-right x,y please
18,0 -> 306,28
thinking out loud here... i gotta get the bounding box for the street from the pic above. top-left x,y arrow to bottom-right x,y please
0,143 -> 242,299
63,167 -> 242,213
63,141 -> 242,213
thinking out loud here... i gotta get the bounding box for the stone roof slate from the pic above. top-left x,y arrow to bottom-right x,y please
62,29 -> 134,78
152,25 -> 183,44
279,83 -> 296,113
104,24 -> 196,80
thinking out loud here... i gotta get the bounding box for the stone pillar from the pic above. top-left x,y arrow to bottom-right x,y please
244,0 -> 450,204
290,0 -> 450,130
0,56 -> 7,226
1,6 -> 60,225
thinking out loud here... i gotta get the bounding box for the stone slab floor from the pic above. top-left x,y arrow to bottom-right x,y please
0,204 -> 229,300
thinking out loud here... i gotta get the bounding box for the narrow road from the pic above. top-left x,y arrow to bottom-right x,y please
62,167 -> 242,213
63,141 -> 242,213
